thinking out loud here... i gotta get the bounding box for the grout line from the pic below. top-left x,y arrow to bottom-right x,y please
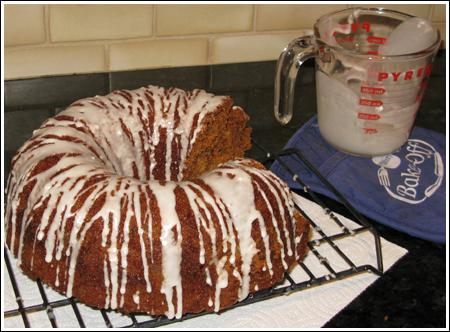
208,64 -> 213,90
206,37 -> 212,65
428,4 -> 434,21
252,4 -> 258,32
152,5 -> 157,38
429,4 -> 446,23
5,28 -> 315,51
104,44 -> 110,73
44,4 -> 51,44
108,71 -> 113,93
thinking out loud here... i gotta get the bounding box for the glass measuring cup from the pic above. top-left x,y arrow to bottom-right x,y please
274,8 -> 441,156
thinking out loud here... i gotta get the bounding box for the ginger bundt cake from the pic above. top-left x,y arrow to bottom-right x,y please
5,85 -> 309,319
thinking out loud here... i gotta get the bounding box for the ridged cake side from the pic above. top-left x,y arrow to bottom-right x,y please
5,86 -> 309,318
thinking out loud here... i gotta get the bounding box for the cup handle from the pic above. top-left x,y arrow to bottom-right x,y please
274,35 -> 317,125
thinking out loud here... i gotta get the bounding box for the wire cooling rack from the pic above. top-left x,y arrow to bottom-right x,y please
3,140 -> 384,328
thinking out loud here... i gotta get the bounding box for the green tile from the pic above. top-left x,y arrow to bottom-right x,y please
5,109 -> 53,152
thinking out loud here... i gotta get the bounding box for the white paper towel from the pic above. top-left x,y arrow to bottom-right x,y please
3,194 -> 407,328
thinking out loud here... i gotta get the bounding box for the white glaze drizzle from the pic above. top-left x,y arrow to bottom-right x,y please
201,164 -> 261,301
214,256 -> 229,312
152,182 -> 183,319
5,86 -> 302,319
133,190 -> 152,293
133,291 -> 140,306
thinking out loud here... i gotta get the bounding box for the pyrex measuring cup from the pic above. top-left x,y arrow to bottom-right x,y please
274,8 -> 441,156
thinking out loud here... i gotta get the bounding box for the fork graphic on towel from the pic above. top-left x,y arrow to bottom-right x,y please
377,167 -> 390,187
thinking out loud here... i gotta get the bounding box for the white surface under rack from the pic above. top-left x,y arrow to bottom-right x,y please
3,194 -> 407,328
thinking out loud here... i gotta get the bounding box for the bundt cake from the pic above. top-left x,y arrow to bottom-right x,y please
5,85 -> 309,319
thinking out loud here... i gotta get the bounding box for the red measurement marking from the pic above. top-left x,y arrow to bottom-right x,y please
360,86 -> 386,95
334,22 -> 371,33
366,50 -> 379,55
363,128 -> 378,134
367,36 -> 386,44
358,112 -> 381,120
351,22 -> 371,33
359,99 -> 383,107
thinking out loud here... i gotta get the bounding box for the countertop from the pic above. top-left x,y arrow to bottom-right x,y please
4,51 -> 446,328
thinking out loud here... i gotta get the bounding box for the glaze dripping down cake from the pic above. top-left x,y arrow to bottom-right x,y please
5,86 -> 309,319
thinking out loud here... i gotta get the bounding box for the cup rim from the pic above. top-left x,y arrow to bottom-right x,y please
314,7 -> 441,59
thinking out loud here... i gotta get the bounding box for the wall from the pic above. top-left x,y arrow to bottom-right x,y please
4,3 -> 447,80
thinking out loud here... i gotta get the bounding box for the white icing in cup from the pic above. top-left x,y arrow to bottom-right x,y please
275,8 -> 441,156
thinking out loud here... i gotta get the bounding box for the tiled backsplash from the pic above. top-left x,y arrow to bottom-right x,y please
4,4 -> 447,79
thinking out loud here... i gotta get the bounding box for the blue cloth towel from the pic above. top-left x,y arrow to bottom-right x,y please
271,116 -> 446,243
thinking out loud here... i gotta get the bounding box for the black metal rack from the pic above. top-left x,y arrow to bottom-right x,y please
3,141 -> 384,328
